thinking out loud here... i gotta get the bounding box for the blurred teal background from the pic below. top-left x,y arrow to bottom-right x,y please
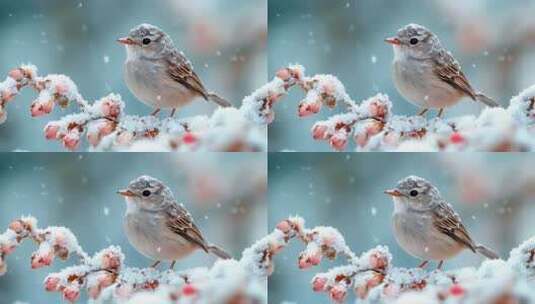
0,153 -> 267,303
268,0 -> 535,151
268,153 -> 535,303
0,0 -> 266,151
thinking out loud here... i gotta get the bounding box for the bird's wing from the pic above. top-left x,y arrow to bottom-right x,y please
165,203 -> 209,252
433,50 -> 477,100
165,50 -> 209,100
432,201 -> 476,252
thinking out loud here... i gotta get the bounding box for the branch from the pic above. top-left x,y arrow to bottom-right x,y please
0,65 -> 267,152
2,216 -> 534,303
265,65 -> 535,152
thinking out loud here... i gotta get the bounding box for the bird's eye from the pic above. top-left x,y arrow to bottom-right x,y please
142,38 -> 151,45
142,190 -> 151,197
409,190 -> 419,197
409,38 -> 419,45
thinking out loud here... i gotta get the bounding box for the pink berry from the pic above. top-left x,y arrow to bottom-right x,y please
63,285 -> 80,302
329,285 -> 347,303
182,284 -> 197,296
312,276 -> 327,292
44,276 -> 61,292
312,124 -> 329,140
450,132 -> 465,144
450,284 -> 465,297
183,132 -> 198,145
329,132 -> 348,151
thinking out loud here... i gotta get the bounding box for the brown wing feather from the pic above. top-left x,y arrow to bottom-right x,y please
432,202 -> 476,252
165,203 -> 209,252
166,51 -> 209,100
433,52 -> 477,100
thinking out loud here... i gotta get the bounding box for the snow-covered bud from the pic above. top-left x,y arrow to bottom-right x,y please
298,248 -> 322,269
31,249 -> 54,269
329,285 -> 347,303
369,251 -> 389,270
44,123 -> 61,140
276,68 -> 291,81
298,100 -> 322,117
101,98 -> 121,118
44,275 -> 61,292
63,285 -> 80,302
329,132 -> 348,151
8,68 -> 24,81
276,220 -> 292,234
312,123 -> 329,140
63,129 -> 81,151
30,99 -> 54,117
312,276 -> 327,292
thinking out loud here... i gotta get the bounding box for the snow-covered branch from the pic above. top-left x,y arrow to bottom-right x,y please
265,65 -> 535,152
0,65 -> 266,152
0,216 -> 266,303
3,215 -> 534,303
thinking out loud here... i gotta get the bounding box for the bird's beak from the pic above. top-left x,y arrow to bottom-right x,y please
117,189 -> 136,197
117,37 -> 139,46
384,189 -> 404,197
384,37 -> 401,45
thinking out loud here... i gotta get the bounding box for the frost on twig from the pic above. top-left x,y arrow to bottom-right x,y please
0,65 -> 266,152
264,65 -> 535,152
2,216 -> 534,303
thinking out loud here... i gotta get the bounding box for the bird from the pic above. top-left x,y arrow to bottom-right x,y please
117,23 -> 232,117
384,175 -> 499,269
385,23 -> 499,118
117,175 -> 231,269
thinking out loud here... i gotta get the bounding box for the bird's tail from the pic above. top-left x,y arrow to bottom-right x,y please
475,93 -> 500,108
207,244 -> 232,259
207,92 -> 232,108
475,244 -> 499,259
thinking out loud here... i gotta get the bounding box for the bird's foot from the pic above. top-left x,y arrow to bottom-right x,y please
151,108 -> 161,116
418,108 -> 429,116
437,260 -> 444,270
170,108 -> 177,118
437,108 -> 445,118
170,260 -> 176,270
151,260 -> 161,268
418,260 -> 429,268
